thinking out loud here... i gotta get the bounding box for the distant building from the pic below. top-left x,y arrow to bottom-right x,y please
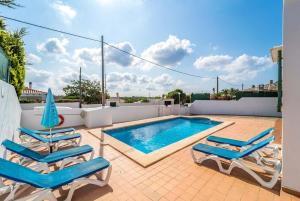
20,82 -> 47,102
244,80 -> 278,92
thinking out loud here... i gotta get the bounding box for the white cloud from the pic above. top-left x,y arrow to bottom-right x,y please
26,66 -> 184,95
106,42 -> 136,66
73,48 -> 101,67
37,37 -> 69,55
140,35 -> 193,70
193,54 -> 273,83
193,55 -> 233,71
107,72 -> 137,83
153,74 -> 174,88
138,75 -> 151,84
26,67 -> 52,86
25,66 -> 99,94
225,54 -> 272,73
106,72 -> 183,93
72,42 -> 135,67
52,0 -> 77,24
26,53 -> 42,64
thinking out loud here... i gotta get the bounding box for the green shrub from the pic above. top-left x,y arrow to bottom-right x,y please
235,91 -> 278,100
0,19 -> 26,97
191,93 -> 210,101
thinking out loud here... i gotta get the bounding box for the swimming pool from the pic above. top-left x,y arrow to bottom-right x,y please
105,117 -> 221,154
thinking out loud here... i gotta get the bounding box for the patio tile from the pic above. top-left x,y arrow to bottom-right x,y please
2,115 -> 293,201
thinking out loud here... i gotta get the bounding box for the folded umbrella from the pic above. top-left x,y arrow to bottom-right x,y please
40,88 -> 59,152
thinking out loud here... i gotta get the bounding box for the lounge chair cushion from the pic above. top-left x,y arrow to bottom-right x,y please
207,128 -> 274,147
29,128 -> 75,135
193,136 -> 275,160
0,157 -> 110,189
206,136 -> 247,147
19,128 -> 81,143
2,140 -> 93,163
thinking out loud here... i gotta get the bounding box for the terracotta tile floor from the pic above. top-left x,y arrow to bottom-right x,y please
4,115 -> 300,201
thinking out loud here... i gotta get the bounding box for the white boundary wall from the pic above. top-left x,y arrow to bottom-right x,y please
0,81 -> 22,157
21,102 -> 80,110
21,105 -> 183,129
190,97 -> 281,117
282,0 -> 300,193
110,105 -> 180,123
21,108 -> 84,130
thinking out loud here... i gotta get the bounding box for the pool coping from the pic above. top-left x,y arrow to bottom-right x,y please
90,115 -> 235,167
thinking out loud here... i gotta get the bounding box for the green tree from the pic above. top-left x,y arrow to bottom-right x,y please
219,88 -> 240,100
0,19 -> 26,96
229,88 -> 239,99
221,89 -> 230,99
63,79 -> 109,104
166,89 -> 187,104
123,96 -> 149,103
0,0 -> 19,8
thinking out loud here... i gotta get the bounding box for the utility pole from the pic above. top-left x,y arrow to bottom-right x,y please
79,67 -> 82,108
216,76 -> 219,94
101,35 -> 105,106
104,73 -> 107,96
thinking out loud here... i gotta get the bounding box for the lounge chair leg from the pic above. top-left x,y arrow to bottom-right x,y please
59,157 -> 87,170
47,191 -> 58,201
4,184 -> 19,201
191,149 -> 232,174
90,150 -> 95,160
30,190 -> 57,201
229,159 -> 282,188
77,137 -> 82,146
65,165 -> 112,201
27,162 -> 50,173
65,182 -> 80,201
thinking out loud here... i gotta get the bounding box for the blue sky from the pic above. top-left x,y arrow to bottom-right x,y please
1,0 -> 282,96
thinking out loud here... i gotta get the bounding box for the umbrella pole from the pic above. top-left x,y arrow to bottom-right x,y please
49,128 -> 53,153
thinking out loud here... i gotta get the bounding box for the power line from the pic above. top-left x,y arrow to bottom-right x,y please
0,15 -> 101,43
103,42 -> 210,79
218,77 -> 241,88
0,15 -> 234,81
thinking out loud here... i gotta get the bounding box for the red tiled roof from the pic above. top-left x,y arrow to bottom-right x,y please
23,87 -> 47,95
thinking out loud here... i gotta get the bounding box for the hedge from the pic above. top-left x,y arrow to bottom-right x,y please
191,93 -> 210,102
0,19 -> 25,97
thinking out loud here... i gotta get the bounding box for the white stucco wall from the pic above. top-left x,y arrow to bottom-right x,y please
282,0 -> 300,192
190,97 -> 281,117
0,81 -> 22,158
20,105 -> 182,129
110,105 -> 177,123
21,108 -> 84,130
21,102 -> 80,110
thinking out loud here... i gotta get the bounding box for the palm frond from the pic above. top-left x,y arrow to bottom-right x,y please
0,0 -> 20,8
13,27 -> 27,38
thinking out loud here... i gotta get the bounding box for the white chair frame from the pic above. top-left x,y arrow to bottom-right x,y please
191,148 -> 281,189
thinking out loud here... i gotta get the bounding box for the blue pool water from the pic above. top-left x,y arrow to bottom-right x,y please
105,117 -> 221,154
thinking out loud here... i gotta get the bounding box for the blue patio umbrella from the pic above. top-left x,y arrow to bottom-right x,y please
41,88 -> 59,152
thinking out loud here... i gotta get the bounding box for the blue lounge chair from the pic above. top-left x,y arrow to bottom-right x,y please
19,128 -> 82,152
20,127 -> 75,136
0,157 -> 112,201
191,136 -> 281,189
2,140 -> 94,172
206,128 -> 274,147
206,128 -> 279,165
